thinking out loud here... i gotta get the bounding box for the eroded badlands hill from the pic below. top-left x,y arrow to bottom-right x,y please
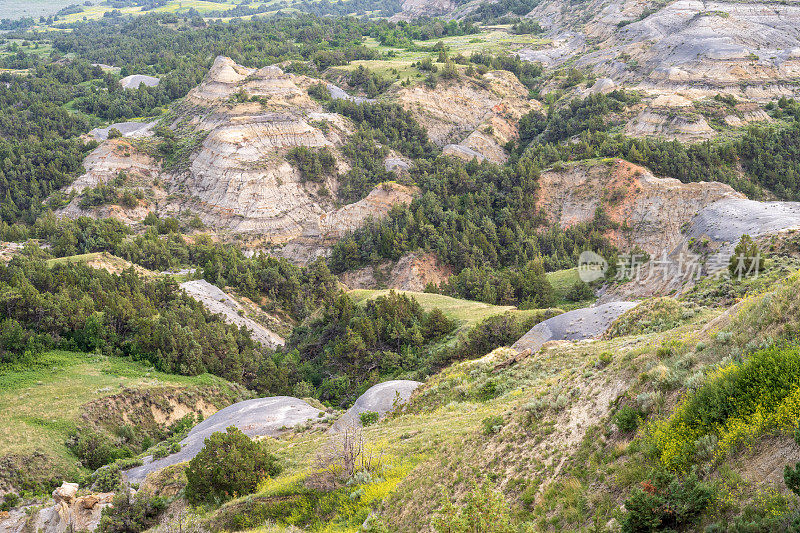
536,159 -> 741,255
58,57 -> 551,262
59,57 -> 416,263
395,70 -> 543,163
522,0 -> 800,97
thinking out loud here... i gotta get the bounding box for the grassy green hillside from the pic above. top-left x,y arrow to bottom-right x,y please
348,268 -> 589,330
546,267 -> 597,310
348,289 -> 549,330
45,251 -> 157,277
135,266 -> 800,532
0,351 -> 243,493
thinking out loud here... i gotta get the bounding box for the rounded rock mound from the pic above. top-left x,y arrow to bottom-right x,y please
125,396 -> 322,483
512,302 -> 639,354
330,380 -> 422,433
120,74 -> 160,90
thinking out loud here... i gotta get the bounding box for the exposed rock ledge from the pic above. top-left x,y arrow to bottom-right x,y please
58,57 -> 417,264
180,279 -> 284,348
0,483 -> 113,533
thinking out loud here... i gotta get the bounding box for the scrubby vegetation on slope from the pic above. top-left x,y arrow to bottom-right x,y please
520,94 -> 800,201
0,349 -> 244,495
330,155 -> 617,307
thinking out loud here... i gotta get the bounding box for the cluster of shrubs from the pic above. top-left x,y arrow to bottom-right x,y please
68,413 -> 201,473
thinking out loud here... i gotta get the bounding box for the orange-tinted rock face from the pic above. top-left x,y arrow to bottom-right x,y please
339,251 -> 452,292
536,159 -> 740,255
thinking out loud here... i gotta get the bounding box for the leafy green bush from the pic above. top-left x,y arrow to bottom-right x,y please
784,425 -> 800,499
729,234 -> 761,279
448,310 -> 556,362
0,492 -> 20,512
67,429 -> 132,470
185,427 -> 280,505
565,280 -> 593,301
653,345 -> 800,470
307,82 -> 332,102
91,464 -> 122,492
482,415 -> 505,435
433,483 -> 515,532
596,351 -> 613,368
476,380 -> 499,401
613,405 -> 641,433
289,291 -> 456,404
621,469 -> 714,533
286,146 -> 336,183
359,411 -> 379,426
112,457 -> 143,470
99,492 -> 167,533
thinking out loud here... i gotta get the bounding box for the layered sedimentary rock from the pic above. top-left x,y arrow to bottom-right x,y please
339,251 -> 452,291
522,0 -> 800,97
59,57 -> 416,263
397,71 -> 543,163
390,0 -> 456,20
535,159 -> 741,255
57,138 -> 160,224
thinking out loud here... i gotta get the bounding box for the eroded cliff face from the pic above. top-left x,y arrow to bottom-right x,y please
396,71 -> 543,163
536,159 -> 741,254
390,0 -> 457,20
538,159 -> 800,301
58,57 -> 416,264
167,57 -> 351,242
339,251 -> 453,291
58,138 -> 162,224
522,0 -> 800,98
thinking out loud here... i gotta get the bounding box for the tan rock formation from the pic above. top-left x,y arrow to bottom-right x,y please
270,182 -> 417,264
625,109 -> 716,141
391,0 -> 456,20
536,159 -> 741,254
65,139 -> 160,195
57,139 -> 161,224
396,71 -> 542,163
58,57 -> 416,263
53,482 -> 79,504
1,483 -> 113,533
339,251 -> 452,291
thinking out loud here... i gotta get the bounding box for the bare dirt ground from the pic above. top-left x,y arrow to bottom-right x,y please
180,280 -> 285,348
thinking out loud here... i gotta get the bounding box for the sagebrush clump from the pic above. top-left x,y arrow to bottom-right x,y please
185,427 -> 280,505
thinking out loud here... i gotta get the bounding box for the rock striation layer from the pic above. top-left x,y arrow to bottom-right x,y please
59,57 -> 416,264
396,71 -> 543,163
